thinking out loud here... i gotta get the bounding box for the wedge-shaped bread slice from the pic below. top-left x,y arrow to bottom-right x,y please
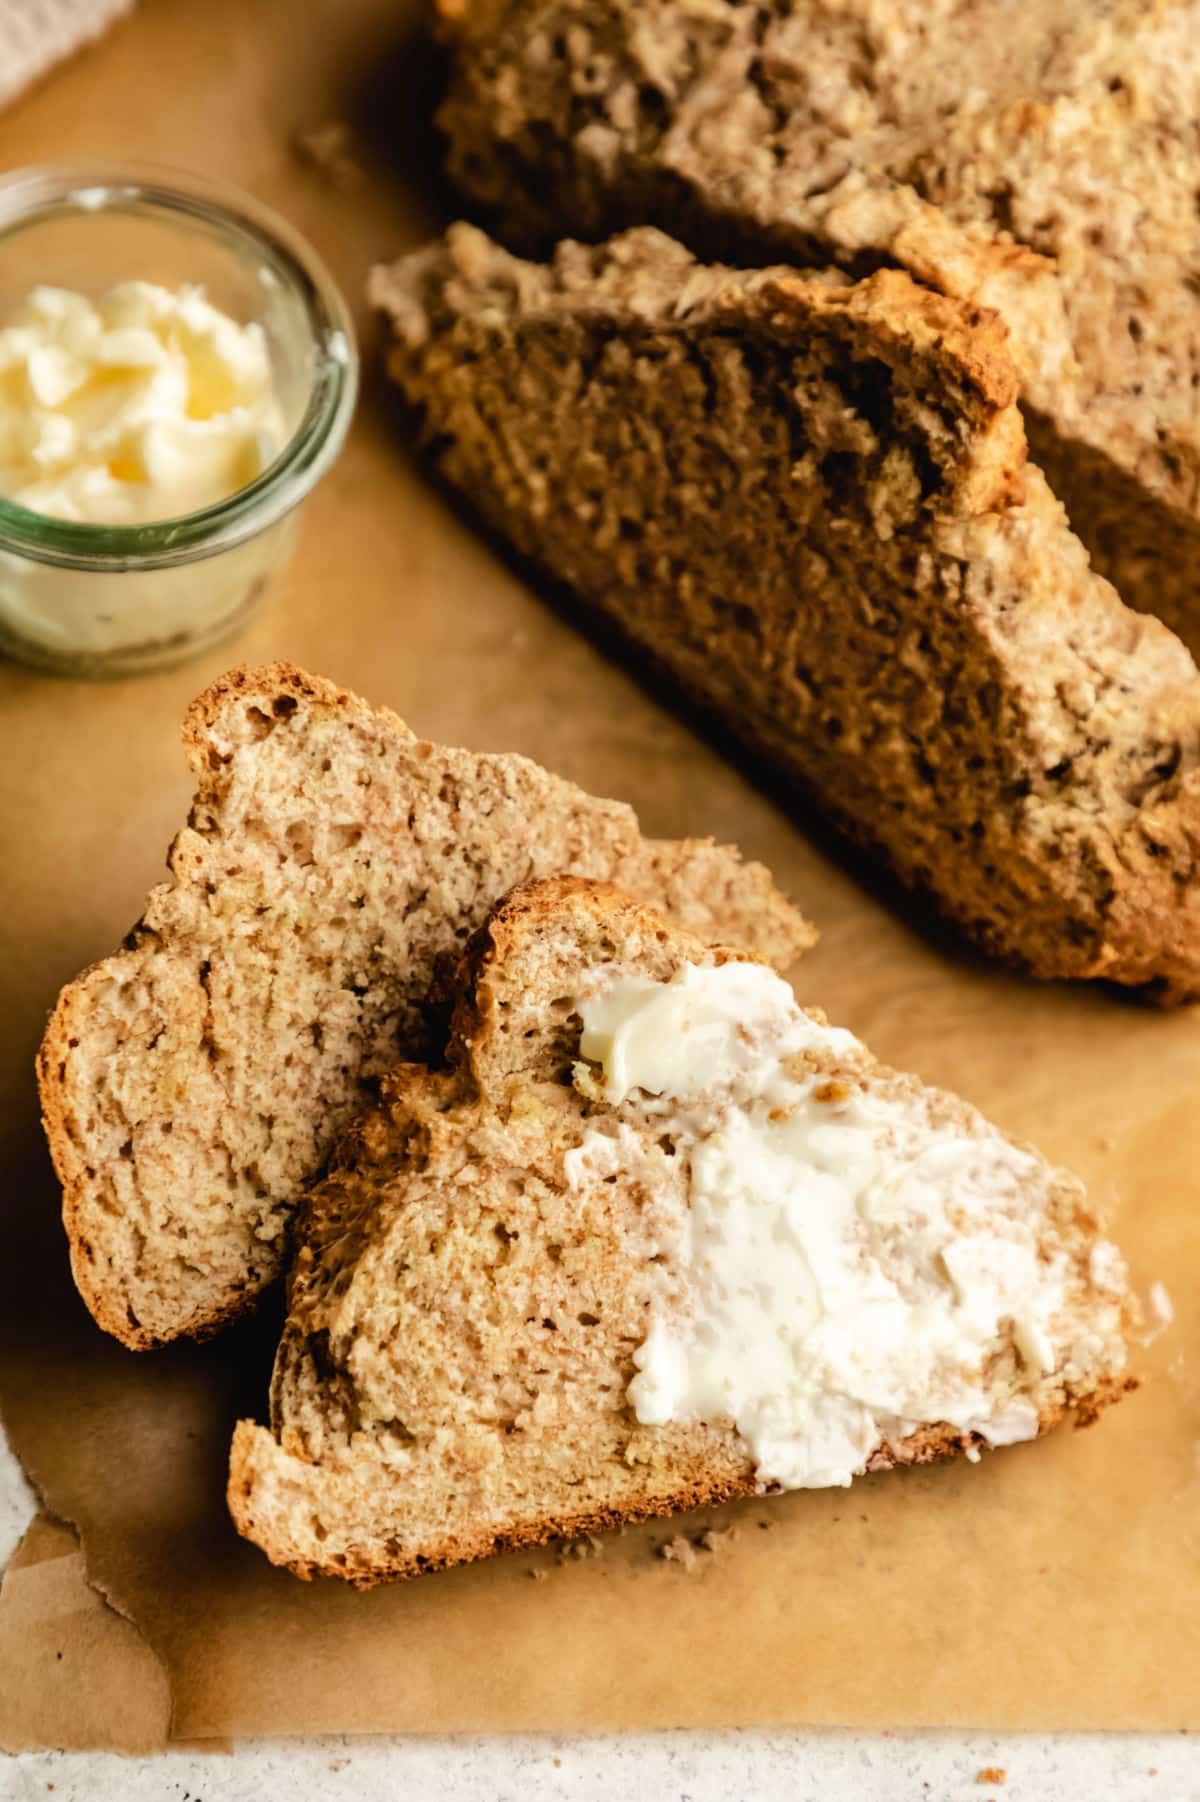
436,0 -> 1200,655
229,878 -> 1133,1586
373,224 -> 1200,999
38,664 -> 811,1350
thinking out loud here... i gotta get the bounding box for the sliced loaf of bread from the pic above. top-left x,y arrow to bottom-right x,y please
435,0 -> 1200,655
38,663 -> 811,1350
229,877 -> 1133,1586
373,224 -> 1200,1000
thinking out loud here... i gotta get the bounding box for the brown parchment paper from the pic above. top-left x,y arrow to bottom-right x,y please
0,0 -> 1198,1751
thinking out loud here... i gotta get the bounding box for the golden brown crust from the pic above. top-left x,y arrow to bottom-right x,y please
449,873 -> 759,1079
718,270 -> 1028,515
226,1420 -> 759,1586
180,660 -> 401,766
229,1376 -> 1134,1587
772,271 -> 1021,417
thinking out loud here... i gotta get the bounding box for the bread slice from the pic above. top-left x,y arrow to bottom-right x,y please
435,0 -> 1200,656
372,223 -> 1200,1000
38,663 -> 812,1351
229,876 -> 1133,1587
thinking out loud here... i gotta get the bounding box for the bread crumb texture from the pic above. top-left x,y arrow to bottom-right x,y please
436,0 -> 1200,652
228,879 -> 1134,1587
38,664 -> 812,1349
374,223 -> 1200,1000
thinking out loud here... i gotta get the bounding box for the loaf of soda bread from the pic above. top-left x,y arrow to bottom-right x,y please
373,224 -> 1200,999
435,0 -> 1200,656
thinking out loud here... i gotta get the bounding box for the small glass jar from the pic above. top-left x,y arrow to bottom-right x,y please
0,164 -> 358,677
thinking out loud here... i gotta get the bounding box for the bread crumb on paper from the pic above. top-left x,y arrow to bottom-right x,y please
293,121 -> 366,188
557,1533 -> 603,1563
658,1535 -> 698,1570
698,1526 -> 736,1553
658,1525 -> 737,1568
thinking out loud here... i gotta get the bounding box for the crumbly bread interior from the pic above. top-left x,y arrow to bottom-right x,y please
38,664 -> 811,1350
373,225 -> 1200,998
435,0 -> 1200,651
229,878 -> 1133,1587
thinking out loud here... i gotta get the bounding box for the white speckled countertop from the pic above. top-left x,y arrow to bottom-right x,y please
2,1435 -> 1194,1802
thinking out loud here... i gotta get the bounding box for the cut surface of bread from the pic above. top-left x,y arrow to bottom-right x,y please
435,0 -> 1200,654
373,224 -> 1200,1000
229,877 -> 1133,1587
38,663 -> 811,1350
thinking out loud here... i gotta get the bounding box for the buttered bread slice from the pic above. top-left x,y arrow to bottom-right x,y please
229,879 -> 1133,1586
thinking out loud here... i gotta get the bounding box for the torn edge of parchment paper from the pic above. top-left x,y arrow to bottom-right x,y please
0,1445 -> 172,1753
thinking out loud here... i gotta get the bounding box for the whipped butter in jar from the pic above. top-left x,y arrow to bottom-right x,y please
0,166 -> 357,677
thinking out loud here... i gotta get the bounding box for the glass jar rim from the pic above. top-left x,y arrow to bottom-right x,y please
0,161 -> 358,572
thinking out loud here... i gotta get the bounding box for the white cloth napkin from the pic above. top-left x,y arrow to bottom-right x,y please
0,0 -> 132,112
